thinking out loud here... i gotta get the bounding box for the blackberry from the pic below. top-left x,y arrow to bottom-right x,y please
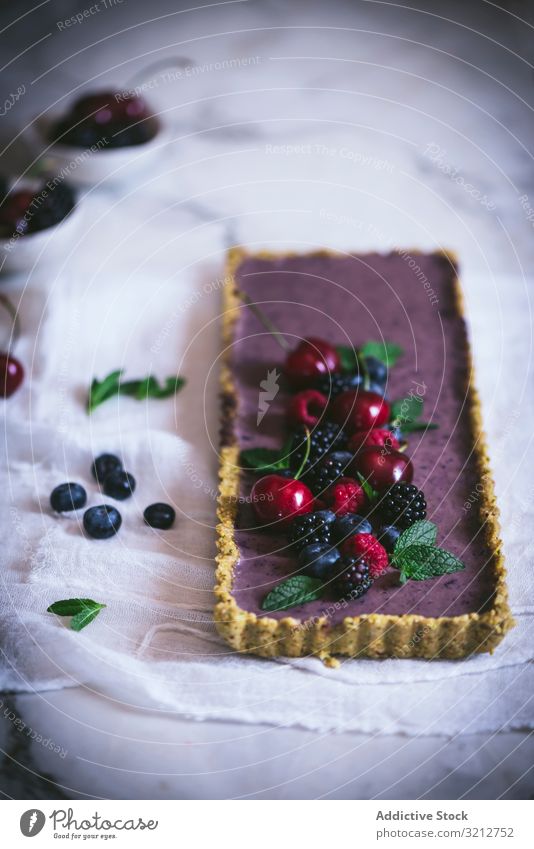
305,451 -> 353,496
380,482 -> 427,530
315,371 -> 362,399
288,510 -> 335,552
29,182 -> 76,232
334,556 -> 372,599
289,422 -> 346,476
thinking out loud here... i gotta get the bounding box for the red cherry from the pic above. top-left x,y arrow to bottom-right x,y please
284,337 -> 341,388
324,476 -> 366,515
122,94 -> 150,120
330,389 -> 390,434
71,91 -> 116,124
348,427 -> 400,453
0,352 -> 24,397
354,446 -> 413,492
287,389 -> 328,428
71,91 -> 150,125
0,190 -> 35,236
251,474 -> 313,527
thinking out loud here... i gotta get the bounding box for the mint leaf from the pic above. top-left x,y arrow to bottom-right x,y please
120,376 -> 159,399
391,395 -> 423,425
70,605 -> 105,631
360,341 -> 404,367
47,598 -> 106,631
88,371 -> 186,412
390,395 -> 439,432
117,375 -> 186,401
261,575 -> 324,612
336,345 -> 360,373
240,447 -> 290,473
145,375 -> 186,399
47,598 -> 99,616
87,370 -> 123,412
400,421 -> 438,433
356,472 -> 379,503
394,520 -> 437,553
393,544 -> 465,581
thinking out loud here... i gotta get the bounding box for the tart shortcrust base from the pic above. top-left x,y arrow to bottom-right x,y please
214,248 -> 514,661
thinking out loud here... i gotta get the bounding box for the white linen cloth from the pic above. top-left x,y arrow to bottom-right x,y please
1,192 -> 533,736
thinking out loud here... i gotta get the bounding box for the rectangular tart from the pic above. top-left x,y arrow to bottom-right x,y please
215,248 -> 513,661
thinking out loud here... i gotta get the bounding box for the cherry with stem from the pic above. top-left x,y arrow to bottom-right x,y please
0,293 -> 24,398
239,293 -> 341,386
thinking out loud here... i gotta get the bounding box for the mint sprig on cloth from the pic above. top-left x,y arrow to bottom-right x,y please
47,598 -> 106,631
87,370 -> 186,413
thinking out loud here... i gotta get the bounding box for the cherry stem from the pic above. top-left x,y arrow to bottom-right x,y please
0,294 -> 21,351
293,427 -> 311,481
240,294 -> 291,352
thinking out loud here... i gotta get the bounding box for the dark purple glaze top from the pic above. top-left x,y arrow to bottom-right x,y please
228,251 -> 496,623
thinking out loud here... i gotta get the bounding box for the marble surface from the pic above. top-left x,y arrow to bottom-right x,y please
1,0 -> 534,799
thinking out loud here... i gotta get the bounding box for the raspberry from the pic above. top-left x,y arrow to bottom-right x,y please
324,477 -> 366,516
288,510 -> 336,552
287,389 -> 328,428
305,451 -> 352,496
334,556 -> 372,599
380,482 -> 427,530
341,532 -> 389,578
348,428 -> 400,453
289,423 -> 347,476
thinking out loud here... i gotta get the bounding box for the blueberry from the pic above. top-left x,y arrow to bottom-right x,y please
389,425 -> 403,443
83,505 -> 122,539
144,502 -> 176,530
50,482 -> 87,513
364,356 -> 388,385
103,470 -> 136,500
368,381 -> 387,397
333,513 -> 372,544
298,543 -> 341,579
92,453 -> 123,484
378,525 -> 401,554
